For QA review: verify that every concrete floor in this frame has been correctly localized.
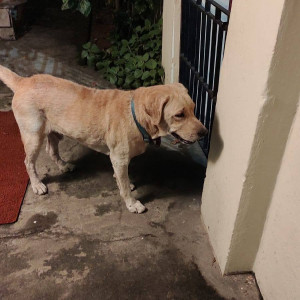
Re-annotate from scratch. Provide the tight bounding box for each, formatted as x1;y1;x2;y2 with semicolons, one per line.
0;6;261;300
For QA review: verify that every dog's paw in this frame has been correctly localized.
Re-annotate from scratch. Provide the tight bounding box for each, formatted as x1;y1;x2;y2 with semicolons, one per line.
59;162;75;173
32;182;48;195
126;200;146;214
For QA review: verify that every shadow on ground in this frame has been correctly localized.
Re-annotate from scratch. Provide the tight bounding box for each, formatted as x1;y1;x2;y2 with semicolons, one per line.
43;145;206;205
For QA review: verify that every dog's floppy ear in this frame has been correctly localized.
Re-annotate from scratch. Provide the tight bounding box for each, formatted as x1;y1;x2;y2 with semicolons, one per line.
145;94;169;126
134;87;170;137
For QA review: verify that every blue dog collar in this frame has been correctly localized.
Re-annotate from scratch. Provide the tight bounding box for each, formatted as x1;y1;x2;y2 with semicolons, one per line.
131;98;152;143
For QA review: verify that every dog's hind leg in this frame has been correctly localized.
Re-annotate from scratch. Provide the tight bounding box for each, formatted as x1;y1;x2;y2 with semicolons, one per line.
46;132;75;173
21;130;48;195
13;100;47;195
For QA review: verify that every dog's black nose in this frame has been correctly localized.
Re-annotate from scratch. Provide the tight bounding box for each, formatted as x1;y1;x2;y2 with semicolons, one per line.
198;127;208;137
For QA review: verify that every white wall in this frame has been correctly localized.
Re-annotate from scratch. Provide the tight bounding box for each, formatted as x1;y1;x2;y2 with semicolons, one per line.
202;0;300;298
254;101;300;300
201;0;285;273
253;1;300;298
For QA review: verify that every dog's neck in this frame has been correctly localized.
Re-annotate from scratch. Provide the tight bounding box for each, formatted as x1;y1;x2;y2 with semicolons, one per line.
130;97;164;145
130;99;152;143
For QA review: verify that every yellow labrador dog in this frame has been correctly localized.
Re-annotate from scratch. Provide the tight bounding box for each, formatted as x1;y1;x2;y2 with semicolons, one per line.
0;65;207;213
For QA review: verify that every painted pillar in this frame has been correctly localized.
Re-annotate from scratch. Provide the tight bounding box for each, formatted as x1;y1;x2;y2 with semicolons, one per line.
161;0;181;84
201;0;297;274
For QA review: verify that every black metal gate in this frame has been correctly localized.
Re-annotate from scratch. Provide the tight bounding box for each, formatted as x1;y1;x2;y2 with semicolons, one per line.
179;0;231;155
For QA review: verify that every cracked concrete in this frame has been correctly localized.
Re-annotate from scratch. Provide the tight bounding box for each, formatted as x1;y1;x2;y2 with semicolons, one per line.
0;4;261;300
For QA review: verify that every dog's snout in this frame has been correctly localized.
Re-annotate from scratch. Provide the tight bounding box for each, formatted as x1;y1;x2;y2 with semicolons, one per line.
198;127;208;137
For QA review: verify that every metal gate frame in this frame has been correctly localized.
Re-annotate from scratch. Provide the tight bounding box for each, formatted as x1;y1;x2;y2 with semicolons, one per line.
179;0;231;155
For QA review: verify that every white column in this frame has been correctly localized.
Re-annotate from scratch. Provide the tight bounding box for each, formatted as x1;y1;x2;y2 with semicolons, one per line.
201;0;292;274
162;0;181;84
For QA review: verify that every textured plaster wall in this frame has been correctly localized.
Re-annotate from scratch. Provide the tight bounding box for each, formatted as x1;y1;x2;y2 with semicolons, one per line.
254;99;300;300
201;0;285;273
253;1;300;299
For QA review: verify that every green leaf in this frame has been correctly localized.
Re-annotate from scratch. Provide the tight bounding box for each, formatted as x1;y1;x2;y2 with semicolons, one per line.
87;55;95;67
143;80;151;87
117;78;124;86
115;59;125;65
137;56;144;67
134;69;143;79
125;75;134;84
82;42;91;50
81;50;88;59
145;59;157;70
96;61;104;70
62;0;73;10
120;47;128;56
124;53;131;60
118;70;124;77
132;80;141;89
109;66;119;74
77;0;91;17
158;68;164;77
109;74;117;85
145;19;151;29
141;71;150;80
135;25;142;32
149;70;156;78
91;44;101;54
121;39;128;47
142;53;149;62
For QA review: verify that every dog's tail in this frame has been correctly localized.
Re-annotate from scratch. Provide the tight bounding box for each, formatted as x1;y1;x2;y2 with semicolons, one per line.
0;65;22;92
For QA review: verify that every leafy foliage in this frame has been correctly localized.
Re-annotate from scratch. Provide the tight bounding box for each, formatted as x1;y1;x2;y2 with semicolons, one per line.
81;41;102;67
61;0;91;17
82;19;164;89
113;0;163;40
63;0;164;89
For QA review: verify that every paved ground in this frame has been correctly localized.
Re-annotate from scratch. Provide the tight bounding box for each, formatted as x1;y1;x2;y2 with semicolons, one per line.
0;6;261;300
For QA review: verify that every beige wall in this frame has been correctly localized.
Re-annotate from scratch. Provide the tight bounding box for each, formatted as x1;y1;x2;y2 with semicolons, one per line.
254;100;300;300
161;0;181;84
253;1;300;299
201;0;285;273
202;0;300;298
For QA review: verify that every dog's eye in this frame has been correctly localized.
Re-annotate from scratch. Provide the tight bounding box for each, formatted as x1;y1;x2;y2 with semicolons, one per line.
175;112;185;118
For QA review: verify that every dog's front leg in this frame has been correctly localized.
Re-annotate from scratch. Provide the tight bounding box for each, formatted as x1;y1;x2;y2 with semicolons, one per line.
110;155;146;214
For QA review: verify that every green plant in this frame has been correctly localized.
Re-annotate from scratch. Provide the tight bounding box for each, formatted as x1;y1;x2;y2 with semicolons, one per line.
94;19;164;89
64;0;164;89
61;0;91;16
113;0;162;40
81;42;102;67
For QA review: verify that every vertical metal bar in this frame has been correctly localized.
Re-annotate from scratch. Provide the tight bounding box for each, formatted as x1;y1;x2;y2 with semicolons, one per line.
199;2;206;78
203;0;212;84
194;79;200;118
208;6;218;90
213;8;225;95
193;4;200;69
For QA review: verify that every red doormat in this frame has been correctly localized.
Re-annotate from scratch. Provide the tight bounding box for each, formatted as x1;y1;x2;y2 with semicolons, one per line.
0;111;28;224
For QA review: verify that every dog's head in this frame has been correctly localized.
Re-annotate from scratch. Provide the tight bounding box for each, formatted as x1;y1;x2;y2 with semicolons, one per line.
135;83;208;143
